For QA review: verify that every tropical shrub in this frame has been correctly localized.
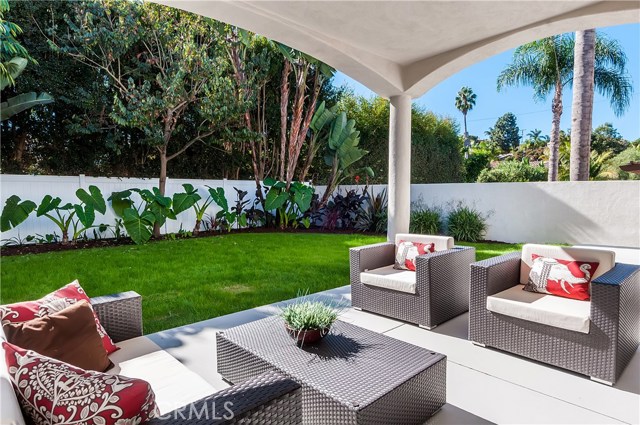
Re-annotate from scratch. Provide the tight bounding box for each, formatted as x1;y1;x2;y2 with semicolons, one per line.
410;205;443;235
35;185;106;244
263;178;314;229
321;189;365;230
1;195;36;232
109;187;176;245
354;188;387;233
477;159;547;183
446;203;487;242
603;145;640;180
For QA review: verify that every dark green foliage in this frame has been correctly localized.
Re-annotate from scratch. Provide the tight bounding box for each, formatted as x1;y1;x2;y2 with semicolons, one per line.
487;113;521;151
446;203;487;242
464;152;492;183
591;123;628;155
335;95;464;184
410;205;443;235
354;188;387;233
477;160;547;182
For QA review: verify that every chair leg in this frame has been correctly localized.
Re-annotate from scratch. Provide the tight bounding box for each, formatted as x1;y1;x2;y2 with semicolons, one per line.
471;341;486;347
590;376;613;386
419;324;437;330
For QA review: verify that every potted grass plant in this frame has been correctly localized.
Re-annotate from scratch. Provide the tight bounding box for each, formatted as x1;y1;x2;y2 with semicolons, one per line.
280;300;339;345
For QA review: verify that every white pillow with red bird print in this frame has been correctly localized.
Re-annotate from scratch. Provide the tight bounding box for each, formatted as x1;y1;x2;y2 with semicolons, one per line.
394;241;435;272
523;254;599;301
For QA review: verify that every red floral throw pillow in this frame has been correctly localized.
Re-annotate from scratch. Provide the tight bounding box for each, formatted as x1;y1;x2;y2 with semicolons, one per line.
3;342;158;425
0;280;118;353
394;241;435;271
523;254;599;301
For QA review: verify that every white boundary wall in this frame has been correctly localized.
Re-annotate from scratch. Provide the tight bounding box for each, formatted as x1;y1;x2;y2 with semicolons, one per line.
328;181;640;247
0;174;257;240
1;175;638;247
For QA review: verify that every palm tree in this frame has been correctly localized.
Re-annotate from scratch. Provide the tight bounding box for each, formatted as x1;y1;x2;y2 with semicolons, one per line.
527;129;543;142
498;33;632;182
455;86;477;156
570;30;631;181
497;35;573;181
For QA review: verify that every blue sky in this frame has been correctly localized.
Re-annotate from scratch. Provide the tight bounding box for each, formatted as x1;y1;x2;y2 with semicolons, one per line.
332;23;640;141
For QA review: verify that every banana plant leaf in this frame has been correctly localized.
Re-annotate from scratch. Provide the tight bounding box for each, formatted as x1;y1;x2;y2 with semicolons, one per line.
0;57;28;90
36;195;62;216
207;187;228;212
123;208;155;245
76;185;106;214
73;204;95;228
1;195;36;231
1;92;54;121
172;184;201;215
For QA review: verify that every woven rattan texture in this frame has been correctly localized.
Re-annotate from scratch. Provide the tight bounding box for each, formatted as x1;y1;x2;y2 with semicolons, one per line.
217;316;446;424
469;253;640;383
90;291;143;342
351;244;475;327
150;370;302;424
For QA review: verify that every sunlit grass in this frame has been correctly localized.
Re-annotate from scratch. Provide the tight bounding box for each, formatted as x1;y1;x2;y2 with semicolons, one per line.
1;233;518;333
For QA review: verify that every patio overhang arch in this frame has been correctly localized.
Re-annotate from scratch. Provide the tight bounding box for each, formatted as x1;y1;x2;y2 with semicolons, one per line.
156;0;640;239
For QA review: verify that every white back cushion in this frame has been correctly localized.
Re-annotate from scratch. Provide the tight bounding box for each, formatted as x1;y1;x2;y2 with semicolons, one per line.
520;244;615;285
395;234;454;252
0;326;27;425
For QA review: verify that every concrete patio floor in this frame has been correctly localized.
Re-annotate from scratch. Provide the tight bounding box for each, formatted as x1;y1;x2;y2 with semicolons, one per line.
143;283;640;425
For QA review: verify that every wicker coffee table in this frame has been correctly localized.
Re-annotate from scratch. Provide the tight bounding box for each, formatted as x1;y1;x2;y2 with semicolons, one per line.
216;316;446;424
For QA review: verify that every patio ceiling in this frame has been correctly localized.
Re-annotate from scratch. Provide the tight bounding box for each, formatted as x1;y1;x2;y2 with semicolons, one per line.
155;1;639;98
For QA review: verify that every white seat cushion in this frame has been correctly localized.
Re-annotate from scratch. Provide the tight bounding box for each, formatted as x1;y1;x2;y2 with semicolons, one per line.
361;265;416;294
487;285;591;334
108;336;215;415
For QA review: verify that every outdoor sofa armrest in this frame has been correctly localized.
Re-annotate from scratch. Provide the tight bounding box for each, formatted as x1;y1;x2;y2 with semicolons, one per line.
590;263;640;358
90;291;143;343
415;246;476;291
349;242;395;274
470;252;521;298
150;370;301;425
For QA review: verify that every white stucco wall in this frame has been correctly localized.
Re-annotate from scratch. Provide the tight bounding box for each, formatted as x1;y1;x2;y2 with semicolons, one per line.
410;181;639;247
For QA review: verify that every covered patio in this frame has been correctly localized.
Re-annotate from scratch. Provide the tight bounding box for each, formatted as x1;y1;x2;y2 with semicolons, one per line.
124;244;640;423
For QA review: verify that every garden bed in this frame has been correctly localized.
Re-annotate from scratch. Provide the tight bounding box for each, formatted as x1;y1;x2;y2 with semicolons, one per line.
0;227;383;256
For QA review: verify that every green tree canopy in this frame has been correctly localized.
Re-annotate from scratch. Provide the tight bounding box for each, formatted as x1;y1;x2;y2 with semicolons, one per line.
591;123;628;155
487;112;521;151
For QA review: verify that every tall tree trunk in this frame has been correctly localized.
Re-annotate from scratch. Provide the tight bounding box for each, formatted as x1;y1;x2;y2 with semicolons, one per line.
279;60;291;181
13;131;27;168
154;146;168;238
463;112;469;159
570;29;596;181
547;80;563;181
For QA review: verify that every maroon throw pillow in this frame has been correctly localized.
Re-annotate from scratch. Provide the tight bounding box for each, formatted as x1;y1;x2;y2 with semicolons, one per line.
3;300;111;372
0;280;118;353
394;241;435;271
523;254;599;301
3;342;158;425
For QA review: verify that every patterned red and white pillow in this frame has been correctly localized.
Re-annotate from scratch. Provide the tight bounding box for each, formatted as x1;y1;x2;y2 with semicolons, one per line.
3;342;158;425
0;280;118;353
394;241;435;271
523;254;599;301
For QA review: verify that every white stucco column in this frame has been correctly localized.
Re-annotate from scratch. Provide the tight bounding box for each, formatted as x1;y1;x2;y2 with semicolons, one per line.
387;94;412;241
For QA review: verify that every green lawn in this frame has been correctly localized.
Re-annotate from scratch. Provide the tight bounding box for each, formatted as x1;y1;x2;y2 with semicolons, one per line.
0;233;521;333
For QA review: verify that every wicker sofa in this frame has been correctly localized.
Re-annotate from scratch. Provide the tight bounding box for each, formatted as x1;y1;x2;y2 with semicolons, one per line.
1;291;302;425
350;234;475;329
469;244;640;385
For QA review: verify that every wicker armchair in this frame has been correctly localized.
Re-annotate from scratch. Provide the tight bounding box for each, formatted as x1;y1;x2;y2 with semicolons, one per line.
90;292;302;424
350;234;475;329
469;245;640;385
